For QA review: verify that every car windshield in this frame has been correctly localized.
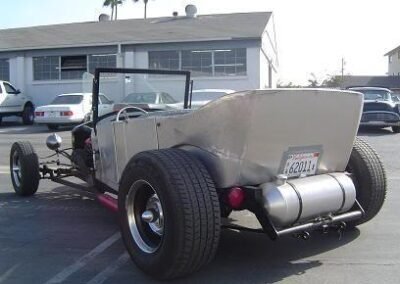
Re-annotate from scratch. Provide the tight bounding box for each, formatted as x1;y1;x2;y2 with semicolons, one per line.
51;95;83;105
123;93;158;104
356;90;391;101
192;91;227;101
95;69;189;118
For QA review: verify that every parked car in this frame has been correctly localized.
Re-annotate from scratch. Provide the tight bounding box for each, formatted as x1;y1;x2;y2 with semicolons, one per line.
349;86;400;133
112;92;177;112
35;93;113;130
190;89;236;109
10;68;386;280
0;80;35;125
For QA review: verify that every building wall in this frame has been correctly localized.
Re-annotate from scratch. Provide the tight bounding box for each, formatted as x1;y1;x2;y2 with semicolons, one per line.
388;50;400;75
1;38;278;106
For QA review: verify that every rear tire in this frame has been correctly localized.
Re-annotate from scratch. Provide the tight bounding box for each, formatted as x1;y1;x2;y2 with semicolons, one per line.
118;149;221;280
10;142;40;196
346;137;386;226
0;116;2;126
22;104;34;125
392;126;400;133
47;124;59;131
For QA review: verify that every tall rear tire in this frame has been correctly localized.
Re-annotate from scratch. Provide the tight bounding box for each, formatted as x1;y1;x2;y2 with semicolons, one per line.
118;149;221;280
10;141;40;196
22;104;34;125
346;137;386;226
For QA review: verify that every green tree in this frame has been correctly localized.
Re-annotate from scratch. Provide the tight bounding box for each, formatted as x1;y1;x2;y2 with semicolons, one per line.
133;0;150;19
322;75;343;88
103;0;124;20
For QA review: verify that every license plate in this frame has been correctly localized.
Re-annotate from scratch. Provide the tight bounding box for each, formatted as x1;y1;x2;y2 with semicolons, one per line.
282;152;320;178
47;111;58;117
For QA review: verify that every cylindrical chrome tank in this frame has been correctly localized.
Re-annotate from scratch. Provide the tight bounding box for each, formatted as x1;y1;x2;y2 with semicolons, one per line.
261;173;356;227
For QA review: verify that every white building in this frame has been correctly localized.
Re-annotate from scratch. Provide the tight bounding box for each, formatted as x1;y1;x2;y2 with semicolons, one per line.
0;11;278;106
385;45;400;75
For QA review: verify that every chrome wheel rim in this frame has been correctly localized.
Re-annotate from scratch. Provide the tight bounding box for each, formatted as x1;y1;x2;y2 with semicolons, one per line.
12;151;21;187
126;180;164;253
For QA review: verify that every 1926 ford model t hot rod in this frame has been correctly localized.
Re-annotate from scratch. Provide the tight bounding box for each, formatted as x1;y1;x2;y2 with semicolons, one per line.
9;68;386;280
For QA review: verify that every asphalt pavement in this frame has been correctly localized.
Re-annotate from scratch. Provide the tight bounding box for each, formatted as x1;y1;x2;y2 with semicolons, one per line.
0;122;399;284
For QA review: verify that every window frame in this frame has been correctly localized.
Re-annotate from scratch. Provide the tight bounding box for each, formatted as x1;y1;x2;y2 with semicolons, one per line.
148;48;247;77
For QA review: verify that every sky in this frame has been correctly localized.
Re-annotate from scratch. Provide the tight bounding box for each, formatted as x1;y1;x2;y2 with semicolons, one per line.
1;0;400;85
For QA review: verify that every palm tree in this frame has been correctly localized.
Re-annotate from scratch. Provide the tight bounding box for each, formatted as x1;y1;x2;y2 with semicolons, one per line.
133;0;150;19
103;0;124;20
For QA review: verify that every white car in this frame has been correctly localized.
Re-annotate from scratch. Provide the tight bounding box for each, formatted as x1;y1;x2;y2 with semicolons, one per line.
190;89;236;109
35;93;113;130
0;80;35;125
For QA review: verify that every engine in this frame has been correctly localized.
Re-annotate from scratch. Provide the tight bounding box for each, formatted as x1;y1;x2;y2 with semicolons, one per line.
261;173;356;227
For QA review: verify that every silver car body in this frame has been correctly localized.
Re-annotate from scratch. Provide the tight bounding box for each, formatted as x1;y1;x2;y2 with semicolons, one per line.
92;88;363;190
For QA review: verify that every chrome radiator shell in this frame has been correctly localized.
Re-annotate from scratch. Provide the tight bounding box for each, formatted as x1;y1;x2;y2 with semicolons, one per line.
261;173;356;227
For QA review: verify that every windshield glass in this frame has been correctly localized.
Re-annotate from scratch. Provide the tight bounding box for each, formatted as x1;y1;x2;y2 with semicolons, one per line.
192;91;227;101
51;95;83;105
356;89;391;101
96;70;189;117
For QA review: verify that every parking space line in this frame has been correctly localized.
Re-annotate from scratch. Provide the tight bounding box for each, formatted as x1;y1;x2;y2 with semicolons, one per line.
0;264;20;284
44;232;121;284
86;252;130;284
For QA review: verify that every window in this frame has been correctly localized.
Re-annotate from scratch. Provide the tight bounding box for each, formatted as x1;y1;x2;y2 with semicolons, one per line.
389;55;393;63
99;94;113;104
0;58;10;81
51;95;83;105
149;51;179;70
182;50;212;76
214;49;246;76
149;48;246;77
89;55;117;74
3;82;18;94
33;54;117;81
61;55;87;80
33;56;59;80
398;51;400;59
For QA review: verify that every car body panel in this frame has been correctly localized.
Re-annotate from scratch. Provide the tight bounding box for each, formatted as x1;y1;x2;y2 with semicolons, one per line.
0;81;33;114
35;93;92;125
349;87;400;127
93;88;363;189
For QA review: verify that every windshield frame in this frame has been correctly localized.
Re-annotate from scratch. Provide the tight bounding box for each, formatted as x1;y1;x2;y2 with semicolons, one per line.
92;68;191;131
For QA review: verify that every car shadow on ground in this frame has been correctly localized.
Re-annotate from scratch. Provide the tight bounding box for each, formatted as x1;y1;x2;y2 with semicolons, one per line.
0;186;361;284
357;126;396;137
0;121;73;134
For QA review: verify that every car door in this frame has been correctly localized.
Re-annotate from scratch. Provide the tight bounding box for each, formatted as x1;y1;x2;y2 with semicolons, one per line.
2;82;24;112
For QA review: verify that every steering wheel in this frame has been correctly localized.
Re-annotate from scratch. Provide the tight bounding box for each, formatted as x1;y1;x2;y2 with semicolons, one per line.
116;106;148;122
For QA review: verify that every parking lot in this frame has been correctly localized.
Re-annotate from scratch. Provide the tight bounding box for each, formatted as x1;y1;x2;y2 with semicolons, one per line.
0;122;399;284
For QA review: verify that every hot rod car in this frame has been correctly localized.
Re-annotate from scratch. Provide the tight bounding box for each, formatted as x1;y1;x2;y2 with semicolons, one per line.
9;68;386;280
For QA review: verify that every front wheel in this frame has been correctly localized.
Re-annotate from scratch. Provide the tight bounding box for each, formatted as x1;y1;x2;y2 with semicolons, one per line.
118;149;221;280
22;104;34;125
10;142;40;196
346;137;386;226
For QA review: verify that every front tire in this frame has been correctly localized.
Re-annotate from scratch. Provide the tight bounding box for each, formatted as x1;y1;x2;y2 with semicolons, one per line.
10;142;40;196
118;149;221;280
22;104;34;125
346;137;386;226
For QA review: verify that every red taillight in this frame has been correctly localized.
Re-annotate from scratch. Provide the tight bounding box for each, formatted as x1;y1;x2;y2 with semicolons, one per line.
227;187;245;209
35;111;44;117
60;111;73;116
